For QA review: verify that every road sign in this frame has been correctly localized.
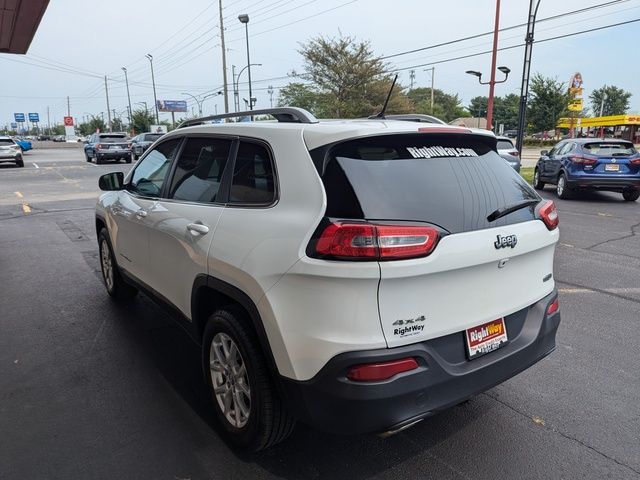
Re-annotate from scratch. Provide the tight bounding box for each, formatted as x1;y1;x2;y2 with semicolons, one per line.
156;100;187;112
14;113;25;122
28;113;40;122
63;116;74;126
11;122;17;129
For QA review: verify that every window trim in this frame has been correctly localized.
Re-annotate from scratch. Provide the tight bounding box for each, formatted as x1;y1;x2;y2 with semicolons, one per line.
124;136;185;200
225;136;279;209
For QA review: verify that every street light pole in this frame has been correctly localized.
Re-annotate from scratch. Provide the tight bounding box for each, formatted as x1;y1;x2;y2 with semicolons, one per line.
236;63;261;111
466;66;510;130
486;0;502;131
238;14;254;110
182;92;203;116
515;0;542;155
145;54;159;124
122;67;133;131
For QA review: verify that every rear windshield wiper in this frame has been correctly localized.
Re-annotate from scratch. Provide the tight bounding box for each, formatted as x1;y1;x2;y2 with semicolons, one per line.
487;199;539;222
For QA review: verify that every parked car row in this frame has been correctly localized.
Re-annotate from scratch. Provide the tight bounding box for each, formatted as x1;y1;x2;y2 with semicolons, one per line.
83;131;164;164
0;136;24;167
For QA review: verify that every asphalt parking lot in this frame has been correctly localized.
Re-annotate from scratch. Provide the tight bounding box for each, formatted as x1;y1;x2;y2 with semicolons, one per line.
1;148;639;480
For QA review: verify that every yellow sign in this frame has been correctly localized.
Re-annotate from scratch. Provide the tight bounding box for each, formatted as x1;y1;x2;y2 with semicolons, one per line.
569;87;583;96
568;98;583;111
557;114;640;128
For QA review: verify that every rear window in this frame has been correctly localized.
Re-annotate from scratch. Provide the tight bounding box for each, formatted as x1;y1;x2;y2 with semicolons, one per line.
582;142;636;156
311;134;540;234
144;134;163;142
99;135;127;143
0;139;15;145
496;139;514;150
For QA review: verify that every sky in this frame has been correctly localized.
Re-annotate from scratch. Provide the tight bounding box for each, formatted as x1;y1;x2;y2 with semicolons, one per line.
1;0;639;128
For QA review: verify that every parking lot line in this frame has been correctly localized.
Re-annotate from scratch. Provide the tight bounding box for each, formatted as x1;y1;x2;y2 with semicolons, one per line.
32;163;39;169
14;191;23;198
559;287;640;294
22;203;31;213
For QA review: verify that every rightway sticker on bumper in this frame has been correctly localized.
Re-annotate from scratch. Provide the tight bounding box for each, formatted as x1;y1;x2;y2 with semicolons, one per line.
392;315;426;337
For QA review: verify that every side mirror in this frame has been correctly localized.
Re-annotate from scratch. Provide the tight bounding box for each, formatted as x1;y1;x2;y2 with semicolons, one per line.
99;172;124;191
540;150;548;156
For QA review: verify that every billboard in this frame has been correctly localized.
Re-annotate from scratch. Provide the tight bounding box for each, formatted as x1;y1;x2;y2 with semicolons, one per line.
11;122;17;129
156;100;187;113
14;113;25;122
28;113;40;122
150;125;168;133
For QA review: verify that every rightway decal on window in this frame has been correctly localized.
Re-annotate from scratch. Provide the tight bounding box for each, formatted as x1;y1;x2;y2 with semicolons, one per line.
406;146;478;159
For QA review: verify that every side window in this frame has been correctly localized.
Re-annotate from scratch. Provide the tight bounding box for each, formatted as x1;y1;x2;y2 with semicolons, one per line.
168;137;232;203
129;138;181;197
229;141;276;205
559;142;573;155
549;143;563;156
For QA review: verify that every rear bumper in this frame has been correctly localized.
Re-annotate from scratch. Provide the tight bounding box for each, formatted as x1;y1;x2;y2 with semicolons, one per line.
567;176;640;191
280;290;560;435
96;150;130;159
0;155;21;161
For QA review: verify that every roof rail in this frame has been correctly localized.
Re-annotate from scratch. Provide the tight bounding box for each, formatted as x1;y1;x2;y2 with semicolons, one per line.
177;107;318;128
369;113;447;125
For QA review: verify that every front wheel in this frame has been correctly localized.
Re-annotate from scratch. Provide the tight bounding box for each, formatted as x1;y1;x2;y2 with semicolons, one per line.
533;168;545;190
557;173;572;199
202;308;295;451
622;189;640;202
98;229;137;300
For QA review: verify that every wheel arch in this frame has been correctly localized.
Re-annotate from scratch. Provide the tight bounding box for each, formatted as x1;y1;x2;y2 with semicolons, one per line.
191;275;280;376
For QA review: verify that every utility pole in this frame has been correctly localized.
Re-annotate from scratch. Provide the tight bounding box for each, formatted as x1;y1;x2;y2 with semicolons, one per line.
104;76;112;132
219;0;230;114
268;85;274;108
428;67;435;114
122;67;133;129
486;0;501;131
409;70;415;90
232;65;238;112
145;54;159;124
47;106;50;135
515;0;541;155
67;96;71;117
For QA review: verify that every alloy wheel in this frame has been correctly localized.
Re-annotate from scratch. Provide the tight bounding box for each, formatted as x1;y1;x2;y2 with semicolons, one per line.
100;239;114;292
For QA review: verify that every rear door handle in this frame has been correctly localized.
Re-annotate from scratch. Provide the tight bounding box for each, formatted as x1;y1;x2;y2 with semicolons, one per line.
187;222;210;235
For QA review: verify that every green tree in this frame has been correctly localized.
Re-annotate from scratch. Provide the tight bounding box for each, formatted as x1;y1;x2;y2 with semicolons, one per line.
494;94;520;130
111;117;125;132
283;35;412;118
589;85;631;116
407;88;467;122
526;74;569;133
468;96;488;118
79;116;106;136
131;108;155;134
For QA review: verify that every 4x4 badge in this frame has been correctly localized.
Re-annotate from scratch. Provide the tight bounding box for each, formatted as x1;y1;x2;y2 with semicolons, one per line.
494;234;517;249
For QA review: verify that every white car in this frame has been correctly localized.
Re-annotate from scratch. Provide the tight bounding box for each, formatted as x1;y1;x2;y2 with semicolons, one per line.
95;107;561;450
0;136;24;167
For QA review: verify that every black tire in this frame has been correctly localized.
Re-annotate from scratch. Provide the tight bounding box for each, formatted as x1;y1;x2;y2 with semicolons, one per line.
622;189;640;202
132;154;139;161
16;159;24;168
202;307;295;451
85;152;91;162
97;228;137;301
532;168;545;190
96;155;104;165
556;173;572;199
126;155;132;164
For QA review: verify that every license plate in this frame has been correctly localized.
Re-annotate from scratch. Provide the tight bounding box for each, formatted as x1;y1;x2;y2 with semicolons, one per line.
605;164;620;171
110;145;121;150
465;318;508;359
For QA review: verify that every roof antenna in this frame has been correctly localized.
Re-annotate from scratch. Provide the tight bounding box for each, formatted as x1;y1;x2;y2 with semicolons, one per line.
370;74;398;119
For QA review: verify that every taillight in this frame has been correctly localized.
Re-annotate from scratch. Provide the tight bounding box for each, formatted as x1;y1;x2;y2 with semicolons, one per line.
546;297;559;316
127;143;132;148
538;200;559;231
568;155;597;165
95;143;102;149
509;150;519;157
315;222;439;260
630;157;640;165
347;358;419;382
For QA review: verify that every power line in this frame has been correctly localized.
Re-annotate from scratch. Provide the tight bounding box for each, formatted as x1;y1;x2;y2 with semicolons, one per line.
379;0;630;61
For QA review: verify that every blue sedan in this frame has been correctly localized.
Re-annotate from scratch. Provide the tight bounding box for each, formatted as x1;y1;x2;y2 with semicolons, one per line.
533;138;640;201
14;138;32;152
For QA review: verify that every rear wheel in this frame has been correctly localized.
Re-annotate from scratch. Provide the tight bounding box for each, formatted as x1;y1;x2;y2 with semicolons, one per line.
98;229;137;300
96;155;104;165
532;168;545;190
126;155;133;164
556;173;572;199
16;158;24;168
85;152;91;162
202;307;295;451
622;189;640;202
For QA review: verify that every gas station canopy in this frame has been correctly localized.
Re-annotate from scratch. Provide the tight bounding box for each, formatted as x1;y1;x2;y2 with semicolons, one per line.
0;0;49;54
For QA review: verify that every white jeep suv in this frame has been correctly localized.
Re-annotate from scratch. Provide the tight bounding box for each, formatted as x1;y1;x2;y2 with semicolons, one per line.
95;107;561;451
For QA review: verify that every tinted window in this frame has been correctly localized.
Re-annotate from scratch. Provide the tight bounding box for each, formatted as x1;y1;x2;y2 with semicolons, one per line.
582;142;636;156
169;137;231;203
229;141;276;204
312;134;539;234
129;139;180;197
144;134;163;142
98;134;127;143
496;140;514;150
